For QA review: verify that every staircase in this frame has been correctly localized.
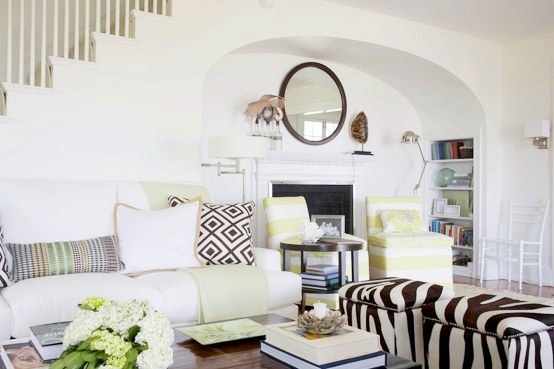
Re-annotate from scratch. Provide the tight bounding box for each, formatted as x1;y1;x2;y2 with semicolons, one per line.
0;0;173;122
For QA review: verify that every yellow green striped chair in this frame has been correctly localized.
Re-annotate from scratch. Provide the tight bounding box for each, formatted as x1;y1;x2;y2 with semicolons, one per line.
263;196;369;308
366;196;453;287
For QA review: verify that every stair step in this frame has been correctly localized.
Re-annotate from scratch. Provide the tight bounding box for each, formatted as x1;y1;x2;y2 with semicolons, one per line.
90;32;141;66
0;116;14;124
131;10;176;24
1;82;61;118
131;10;178;43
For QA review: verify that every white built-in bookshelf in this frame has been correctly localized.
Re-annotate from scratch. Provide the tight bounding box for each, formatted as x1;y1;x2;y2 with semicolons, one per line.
425;131;481;278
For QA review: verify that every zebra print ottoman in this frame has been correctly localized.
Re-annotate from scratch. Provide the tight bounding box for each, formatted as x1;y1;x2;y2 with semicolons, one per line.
422;294;554;369
339;277;455;365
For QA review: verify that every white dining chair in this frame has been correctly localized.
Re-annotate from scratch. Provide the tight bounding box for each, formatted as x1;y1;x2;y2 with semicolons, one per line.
479;199;550;290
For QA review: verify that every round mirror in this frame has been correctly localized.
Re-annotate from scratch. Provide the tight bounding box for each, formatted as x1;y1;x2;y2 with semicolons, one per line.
279;62;347;145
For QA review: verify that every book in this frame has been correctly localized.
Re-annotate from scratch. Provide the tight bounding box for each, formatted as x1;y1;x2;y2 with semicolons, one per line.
300;272;339;281
264;322;381;366
306;265;339;274
29;321;70;360
0;339;54;369
302;278;340;287
301;284;340;291
260;340;386;369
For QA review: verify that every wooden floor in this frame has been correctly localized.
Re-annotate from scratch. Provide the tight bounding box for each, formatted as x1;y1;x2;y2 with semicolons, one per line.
454;275;554;297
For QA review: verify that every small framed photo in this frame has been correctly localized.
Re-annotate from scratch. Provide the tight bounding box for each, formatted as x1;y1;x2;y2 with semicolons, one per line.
433;198;447;215
311;215;345;238
445;205;461;217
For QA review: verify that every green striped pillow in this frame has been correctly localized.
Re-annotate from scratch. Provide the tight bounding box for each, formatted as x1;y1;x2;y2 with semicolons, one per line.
5;235;122;282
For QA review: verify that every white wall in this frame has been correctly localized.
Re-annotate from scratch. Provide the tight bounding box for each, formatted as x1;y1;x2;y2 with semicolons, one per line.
502;33;554;285
201;54;422;204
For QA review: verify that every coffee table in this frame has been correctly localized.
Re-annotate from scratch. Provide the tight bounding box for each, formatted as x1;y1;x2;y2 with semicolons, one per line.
171;314;421;369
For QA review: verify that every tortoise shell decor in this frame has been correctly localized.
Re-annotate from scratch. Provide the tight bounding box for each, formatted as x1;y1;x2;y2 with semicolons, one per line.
351;111;368;145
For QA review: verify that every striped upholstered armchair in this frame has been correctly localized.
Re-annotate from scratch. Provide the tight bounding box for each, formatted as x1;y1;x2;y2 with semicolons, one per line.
366;196;453;286
263;196;368;307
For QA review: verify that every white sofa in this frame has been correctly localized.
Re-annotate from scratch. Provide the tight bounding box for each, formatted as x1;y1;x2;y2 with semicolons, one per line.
0;179;301;339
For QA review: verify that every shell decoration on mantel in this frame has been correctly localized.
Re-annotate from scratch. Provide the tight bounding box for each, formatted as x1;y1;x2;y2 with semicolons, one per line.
350;111;368;147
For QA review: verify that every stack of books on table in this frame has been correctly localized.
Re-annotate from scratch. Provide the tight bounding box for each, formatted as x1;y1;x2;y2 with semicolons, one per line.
260;322;385;369
301;264;340;291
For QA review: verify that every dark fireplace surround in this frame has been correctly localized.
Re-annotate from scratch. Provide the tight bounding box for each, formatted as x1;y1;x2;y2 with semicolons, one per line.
271;183;354;234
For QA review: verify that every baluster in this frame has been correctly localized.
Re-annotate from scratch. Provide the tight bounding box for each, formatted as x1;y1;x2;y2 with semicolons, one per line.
53;0;59;57
96;0;101;32
30;0;36;85
74;0;80;59
64;0;69;58
124;0;130;37
135;0;138;11
162;0;166;16
85;0;90;61
153;0;157;14
40;0;46;86
106;0;111;34
115;0;120;36
7;0;12;83
145;0;149;12
19;0;25;84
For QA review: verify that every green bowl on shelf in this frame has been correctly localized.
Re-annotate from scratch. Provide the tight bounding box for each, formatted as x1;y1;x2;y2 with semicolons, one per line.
433;168;455;187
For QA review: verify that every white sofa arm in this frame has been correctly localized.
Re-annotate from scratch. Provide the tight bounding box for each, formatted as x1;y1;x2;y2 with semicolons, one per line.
253;247;281;271
0;293;11;340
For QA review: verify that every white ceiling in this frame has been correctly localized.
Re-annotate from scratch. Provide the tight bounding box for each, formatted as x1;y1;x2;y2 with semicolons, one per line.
326;0;554;43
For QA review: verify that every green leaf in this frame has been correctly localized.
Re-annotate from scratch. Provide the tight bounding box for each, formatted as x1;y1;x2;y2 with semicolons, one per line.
125;348;138;363
63;352;86;369
76;339;91;351
127;326;140;342
78;304;93;311
80;352;97;363
50;358;66;369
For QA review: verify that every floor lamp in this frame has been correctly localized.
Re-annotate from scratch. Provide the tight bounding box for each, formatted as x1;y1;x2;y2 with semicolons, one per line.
400;131;428;196
201;136;269;202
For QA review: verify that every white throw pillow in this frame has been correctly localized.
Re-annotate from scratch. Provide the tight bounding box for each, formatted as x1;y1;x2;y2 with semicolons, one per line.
115;198;203;273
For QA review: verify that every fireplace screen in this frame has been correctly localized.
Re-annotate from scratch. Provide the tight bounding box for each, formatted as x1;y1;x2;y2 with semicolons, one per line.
271;183;354;234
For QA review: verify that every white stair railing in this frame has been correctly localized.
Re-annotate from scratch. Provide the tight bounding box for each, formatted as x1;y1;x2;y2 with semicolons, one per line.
2;0;171;88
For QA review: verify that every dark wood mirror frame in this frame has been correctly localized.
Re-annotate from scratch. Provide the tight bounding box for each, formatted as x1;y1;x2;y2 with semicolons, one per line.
279;62;347;146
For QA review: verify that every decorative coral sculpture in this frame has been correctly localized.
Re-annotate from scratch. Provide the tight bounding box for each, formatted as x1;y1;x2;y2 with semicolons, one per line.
297;310;347;335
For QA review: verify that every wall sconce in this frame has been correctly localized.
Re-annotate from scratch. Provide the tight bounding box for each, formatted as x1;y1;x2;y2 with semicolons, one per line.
201;136;269;202
400;131;428;196
524;119;550;149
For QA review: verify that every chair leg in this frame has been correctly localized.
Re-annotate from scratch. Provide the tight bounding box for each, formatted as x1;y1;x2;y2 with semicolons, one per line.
518;241;524;291
538;244;543;287
479;239;486;285
508;245;512;285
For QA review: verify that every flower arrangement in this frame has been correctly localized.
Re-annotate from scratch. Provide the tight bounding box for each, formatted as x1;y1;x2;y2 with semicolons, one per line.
51;297;174;369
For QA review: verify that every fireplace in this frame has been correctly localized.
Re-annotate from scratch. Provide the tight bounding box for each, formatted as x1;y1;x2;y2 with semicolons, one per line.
271;182;354;234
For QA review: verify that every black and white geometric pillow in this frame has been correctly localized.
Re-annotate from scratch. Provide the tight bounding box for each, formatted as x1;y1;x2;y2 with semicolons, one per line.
169;196;256;266
0;226;13;287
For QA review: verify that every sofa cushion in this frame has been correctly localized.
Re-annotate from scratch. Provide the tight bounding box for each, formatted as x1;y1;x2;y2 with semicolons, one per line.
264;269;302;310
339;277;454;312
0;180;116;244
1;273;165;338
134;271;199;324
423;294;554;339
5;235;122;282
368;231;453;247
115;199;203;273
169;196;256;266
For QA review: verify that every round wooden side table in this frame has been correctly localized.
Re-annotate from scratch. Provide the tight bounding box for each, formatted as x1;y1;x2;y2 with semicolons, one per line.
280;237;364;312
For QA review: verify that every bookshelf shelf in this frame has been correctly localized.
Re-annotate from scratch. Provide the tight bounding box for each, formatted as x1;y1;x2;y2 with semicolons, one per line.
426;131;481;279
429;187;473;191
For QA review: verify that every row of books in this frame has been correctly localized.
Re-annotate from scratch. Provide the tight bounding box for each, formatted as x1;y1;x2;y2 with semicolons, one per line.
431;221;473;246
301;264;340;291
0;321;69;369
261;321;385;369
431;141;465;160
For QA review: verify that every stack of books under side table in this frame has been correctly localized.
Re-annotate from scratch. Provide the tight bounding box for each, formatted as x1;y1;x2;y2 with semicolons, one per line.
301;264;341;292
261;321;385;369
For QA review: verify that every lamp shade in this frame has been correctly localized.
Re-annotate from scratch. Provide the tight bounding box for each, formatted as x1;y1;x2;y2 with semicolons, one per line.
524;119;550;138
400;131;421;144
207;136;269;158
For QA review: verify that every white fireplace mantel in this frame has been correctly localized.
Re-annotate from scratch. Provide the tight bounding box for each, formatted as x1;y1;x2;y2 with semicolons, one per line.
253;151;371;248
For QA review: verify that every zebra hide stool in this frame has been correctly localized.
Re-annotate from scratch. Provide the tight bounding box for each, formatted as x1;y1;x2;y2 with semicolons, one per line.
339;277;455;365
422;294;554;369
